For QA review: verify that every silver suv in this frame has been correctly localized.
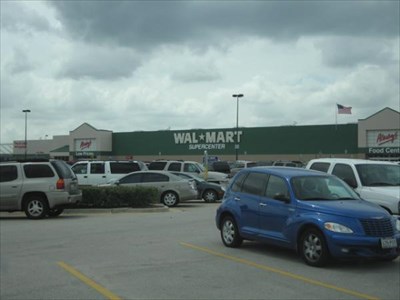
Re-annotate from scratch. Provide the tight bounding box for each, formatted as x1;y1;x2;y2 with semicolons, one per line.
0;160;82;219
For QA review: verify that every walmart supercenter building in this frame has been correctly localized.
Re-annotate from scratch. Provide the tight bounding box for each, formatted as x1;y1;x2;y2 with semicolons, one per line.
9;107;400;163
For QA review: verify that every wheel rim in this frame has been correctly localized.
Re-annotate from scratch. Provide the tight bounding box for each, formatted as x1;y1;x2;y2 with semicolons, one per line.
204;191;216;202
303;233;322;263
27;200;44;217
163;193;177;206
222;220;235;244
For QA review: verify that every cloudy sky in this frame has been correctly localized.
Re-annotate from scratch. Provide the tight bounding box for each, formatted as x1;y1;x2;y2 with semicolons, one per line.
1;1;399;144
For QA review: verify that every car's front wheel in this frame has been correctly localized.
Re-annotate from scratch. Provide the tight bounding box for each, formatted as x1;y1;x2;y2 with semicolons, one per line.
24;196;49;219
203;189;218;203
162;191;179;207
299;228;330;267
221;216;243;247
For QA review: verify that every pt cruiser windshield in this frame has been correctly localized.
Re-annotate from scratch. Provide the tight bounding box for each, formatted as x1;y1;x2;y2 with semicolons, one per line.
292;176;360;201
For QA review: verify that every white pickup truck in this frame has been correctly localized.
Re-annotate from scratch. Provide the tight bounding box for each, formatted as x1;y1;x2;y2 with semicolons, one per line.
0;160;82;219
306;158;400;215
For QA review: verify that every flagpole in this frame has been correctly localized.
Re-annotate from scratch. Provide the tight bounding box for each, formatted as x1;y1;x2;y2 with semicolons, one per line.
335;104;337;130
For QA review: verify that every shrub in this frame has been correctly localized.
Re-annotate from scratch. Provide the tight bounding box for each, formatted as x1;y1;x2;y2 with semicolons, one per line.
78;186;158;208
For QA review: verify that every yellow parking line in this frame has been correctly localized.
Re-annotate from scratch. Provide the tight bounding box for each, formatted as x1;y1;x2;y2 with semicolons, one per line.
58;261;122;300
180;242;380;300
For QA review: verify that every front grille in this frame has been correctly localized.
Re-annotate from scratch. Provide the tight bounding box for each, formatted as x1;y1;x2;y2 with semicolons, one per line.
359;218;394;237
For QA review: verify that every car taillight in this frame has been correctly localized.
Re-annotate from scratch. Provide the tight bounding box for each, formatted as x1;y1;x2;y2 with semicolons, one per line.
56;179;65;189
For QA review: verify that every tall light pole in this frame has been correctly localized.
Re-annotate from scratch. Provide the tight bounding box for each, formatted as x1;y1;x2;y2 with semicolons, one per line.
232;94;244;161
22;109;31;159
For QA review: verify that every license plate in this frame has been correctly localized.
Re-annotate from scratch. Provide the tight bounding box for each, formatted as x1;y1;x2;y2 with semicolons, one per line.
380;238;397;249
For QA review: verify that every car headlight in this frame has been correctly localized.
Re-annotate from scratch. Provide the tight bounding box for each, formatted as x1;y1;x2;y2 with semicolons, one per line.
324;222;353;233
395;218;400;232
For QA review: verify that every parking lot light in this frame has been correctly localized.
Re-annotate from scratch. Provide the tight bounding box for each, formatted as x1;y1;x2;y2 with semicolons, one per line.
232;94;244;161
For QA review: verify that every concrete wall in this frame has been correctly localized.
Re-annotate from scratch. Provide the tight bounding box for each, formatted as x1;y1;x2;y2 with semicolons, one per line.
358;108;400;147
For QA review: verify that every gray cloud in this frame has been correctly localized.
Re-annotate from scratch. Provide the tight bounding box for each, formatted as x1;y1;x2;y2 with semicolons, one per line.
5;47;34;75
1;1;52;33
57;46;141;80
1;1;399;145
50;1;399;49
317;37;399;68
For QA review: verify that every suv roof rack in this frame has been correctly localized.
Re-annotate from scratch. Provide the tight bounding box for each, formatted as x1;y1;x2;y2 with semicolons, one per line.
15;158;50;163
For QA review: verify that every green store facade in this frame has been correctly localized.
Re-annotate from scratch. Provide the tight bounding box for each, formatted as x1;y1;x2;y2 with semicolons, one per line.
10;107;400;163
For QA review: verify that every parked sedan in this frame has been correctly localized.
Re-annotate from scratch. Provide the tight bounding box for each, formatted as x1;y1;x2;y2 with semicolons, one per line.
107;171;198;207
216;167;400;267
170;172;225;202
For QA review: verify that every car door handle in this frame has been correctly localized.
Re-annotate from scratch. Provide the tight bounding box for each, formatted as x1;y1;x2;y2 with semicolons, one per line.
83;176;88;178
234;197;240;201
259;203;267;207
102;176;106;178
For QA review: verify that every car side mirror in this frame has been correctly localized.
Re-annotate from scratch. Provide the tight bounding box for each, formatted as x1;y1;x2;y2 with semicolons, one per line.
273;193;290;203
115;181;120;186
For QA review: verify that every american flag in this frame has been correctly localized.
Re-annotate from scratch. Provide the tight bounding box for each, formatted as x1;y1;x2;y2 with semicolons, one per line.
337;104;352;114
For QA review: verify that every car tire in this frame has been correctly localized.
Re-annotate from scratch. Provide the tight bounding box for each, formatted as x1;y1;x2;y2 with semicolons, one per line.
221;216;243;248
203;189;218;203
24;196;49;219
299;228;330;267
48;208;64;217
162;191;179;207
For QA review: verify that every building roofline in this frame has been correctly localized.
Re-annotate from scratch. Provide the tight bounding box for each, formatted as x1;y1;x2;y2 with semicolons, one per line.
358;107;400;121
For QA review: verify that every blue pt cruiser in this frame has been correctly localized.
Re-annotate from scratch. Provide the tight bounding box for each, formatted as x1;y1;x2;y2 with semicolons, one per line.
216;167;400;267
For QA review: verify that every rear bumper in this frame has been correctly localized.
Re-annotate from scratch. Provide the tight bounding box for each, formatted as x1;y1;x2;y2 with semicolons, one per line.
48;191;82;209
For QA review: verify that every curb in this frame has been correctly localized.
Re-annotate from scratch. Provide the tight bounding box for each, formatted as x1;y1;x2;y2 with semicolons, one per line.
63;204;169;214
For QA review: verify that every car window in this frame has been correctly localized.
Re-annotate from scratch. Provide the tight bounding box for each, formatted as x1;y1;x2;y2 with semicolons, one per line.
90;163;105;174
211;161;230;173
241;172;269;196
168;162;182;171
355;164;400;186
0;165;18;182
174;173;191;179
331;163;357;188
233;162;245;168
265;175;289;199
23;165;55;178
110;162;140;173
231;172;247;192
148;161;167;170
72;163;88;174
184;163;199;173
309;162;330;173
142;173;169;182
119;173;142;184
51;160;75;179
292;176;359;200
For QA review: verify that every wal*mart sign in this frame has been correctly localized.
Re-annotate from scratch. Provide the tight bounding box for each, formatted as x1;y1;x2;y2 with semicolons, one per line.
174;131;242;150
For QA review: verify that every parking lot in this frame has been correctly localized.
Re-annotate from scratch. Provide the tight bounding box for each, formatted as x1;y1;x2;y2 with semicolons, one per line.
1;201;399;300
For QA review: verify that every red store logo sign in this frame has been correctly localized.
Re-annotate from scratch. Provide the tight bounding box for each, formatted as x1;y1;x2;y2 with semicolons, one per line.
80;140;92;150
376;132;398;145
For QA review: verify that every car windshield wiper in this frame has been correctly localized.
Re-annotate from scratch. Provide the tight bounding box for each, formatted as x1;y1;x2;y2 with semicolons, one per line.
337;197;357;200
301;197;332;201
